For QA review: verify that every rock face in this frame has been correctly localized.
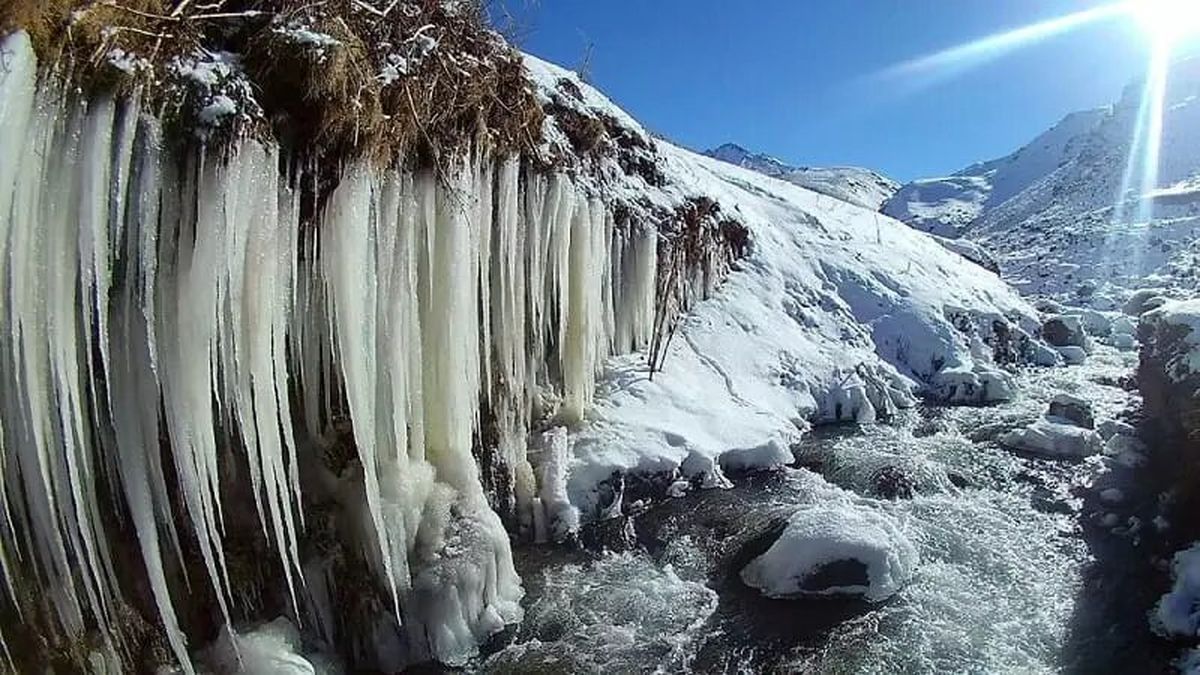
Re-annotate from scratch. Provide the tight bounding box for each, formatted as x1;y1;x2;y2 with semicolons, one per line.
1138;300;1200;467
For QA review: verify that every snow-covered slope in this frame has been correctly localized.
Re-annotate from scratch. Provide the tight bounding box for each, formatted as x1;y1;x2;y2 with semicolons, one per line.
705;143;901;210
523;61;1047;523
884;59;1200;305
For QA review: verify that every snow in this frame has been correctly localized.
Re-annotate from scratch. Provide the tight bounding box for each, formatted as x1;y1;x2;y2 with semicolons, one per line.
201;618;327;674
517;56;1047;520
740;504;918;602
1155;543;1200;638
704;143;901;210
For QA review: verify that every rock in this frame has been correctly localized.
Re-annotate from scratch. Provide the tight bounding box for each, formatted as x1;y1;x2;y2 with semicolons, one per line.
1104;433;1147;456
930;366;1016;404
579;514;638;552
1042;314;1088;348
1055;345;1088;365
1123;288;1170;316
1112;316;1137;336
1075;309;1114;337
1048;393;1094;429
1097;419;1136;440
739;504;917;602
1031;342;1063;366
946;471;972;489
1000;419;1103;459
1108;332;1136;350
870;466;917;499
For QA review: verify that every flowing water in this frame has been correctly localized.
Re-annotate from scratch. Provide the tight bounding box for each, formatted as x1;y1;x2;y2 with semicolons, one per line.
478;347;1175;674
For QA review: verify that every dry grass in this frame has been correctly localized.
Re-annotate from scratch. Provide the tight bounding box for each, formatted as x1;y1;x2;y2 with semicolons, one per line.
5;0;545;167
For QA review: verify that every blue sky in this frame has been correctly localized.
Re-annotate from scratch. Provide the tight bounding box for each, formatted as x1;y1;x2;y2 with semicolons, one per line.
509;1;1166;181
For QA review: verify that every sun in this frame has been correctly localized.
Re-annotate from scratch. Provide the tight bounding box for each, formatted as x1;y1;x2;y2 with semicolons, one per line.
1129;0;1200;46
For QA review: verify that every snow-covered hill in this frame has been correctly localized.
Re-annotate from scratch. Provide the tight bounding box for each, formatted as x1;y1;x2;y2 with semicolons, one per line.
705;142;901;210
524;60;1049;521
884;59;1200;305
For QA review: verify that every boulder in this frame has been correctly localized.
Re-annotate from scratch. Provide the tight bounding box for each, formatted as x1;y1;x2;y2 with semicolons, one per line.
1124;288;1171;316
740;504;917;602
1000;419;1103;459
1048;393;1095;429
1041;314;1089;349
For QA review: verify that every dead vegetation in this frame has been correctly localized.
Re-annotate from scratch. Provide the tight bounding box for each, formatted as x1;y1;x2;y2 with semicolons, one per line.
648;197;751;376
540;75;666;185
3;0;545;167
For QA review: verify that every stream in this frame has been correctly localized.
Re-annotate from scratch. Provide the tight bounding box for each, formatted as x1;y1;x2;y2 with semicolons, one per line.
477;346;1175;674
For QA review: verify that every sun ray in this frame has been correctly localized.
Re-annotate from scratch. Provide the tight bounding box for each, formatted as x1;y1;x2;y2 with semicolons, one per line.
874;4;1129;87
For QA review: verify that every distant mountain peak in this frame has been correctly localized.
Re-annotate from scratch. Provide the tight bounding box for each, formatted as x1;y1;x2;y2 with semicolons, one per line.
703;142;900;210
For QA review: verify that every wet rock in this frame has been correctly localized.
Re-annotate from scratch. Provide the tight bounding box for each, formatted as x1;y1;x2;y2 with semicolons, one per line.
946;471;972;489
871;465;917;499
798;559;871;594
578;514;638;552
1048;393;1095;429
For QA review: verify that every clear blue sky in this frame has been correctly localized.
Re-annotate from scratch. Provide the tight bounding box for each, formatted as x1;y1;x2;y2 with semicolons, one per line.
507;0;1162;181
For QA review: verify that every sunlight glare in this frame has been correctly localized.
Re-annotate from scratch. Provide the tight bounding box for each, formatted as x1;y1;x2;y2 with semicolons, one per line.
1128;0;1200;46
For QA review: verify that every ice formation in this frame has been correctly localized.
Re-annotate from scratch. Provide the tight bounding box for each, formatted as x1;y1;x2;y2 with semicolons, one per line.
0;31;668;671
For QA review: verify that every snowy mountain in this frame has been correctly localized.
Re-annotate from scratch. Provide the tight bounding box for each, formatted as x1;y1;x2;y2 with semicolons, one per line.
705;142;901;210
882;108;1108;237
884;59;1200;305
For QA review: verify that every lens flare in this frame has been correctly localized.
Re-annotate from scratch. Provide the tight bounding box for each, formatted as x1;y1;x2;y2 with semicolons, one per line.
1129;0;1200;46
875;4;1128;86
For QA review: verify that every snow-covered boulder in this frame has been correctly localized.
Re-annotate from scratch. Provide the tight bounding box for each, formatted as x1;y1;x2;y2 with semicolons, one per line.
1138;299;1200;471
740;505;917;602
930;366;1016;404
1048;393;1095;429
1000;419;1103;459
1154;543;1200;638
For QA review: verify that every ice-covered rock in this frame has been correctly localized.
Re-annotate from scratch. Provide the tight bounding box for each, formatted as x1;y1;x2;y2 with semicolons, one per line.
1048;393;1095;429
1000;419;1103;459
739;504;917;602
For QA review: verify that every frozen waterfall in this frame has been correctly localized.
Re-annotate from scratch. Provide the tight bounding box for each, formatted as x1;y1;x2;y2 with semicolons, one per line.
0;31;663;671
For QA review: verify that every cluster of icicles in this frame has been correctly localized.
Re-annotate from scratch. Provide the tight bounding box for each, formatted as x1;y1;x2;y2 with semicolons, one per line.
0;32;661;671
